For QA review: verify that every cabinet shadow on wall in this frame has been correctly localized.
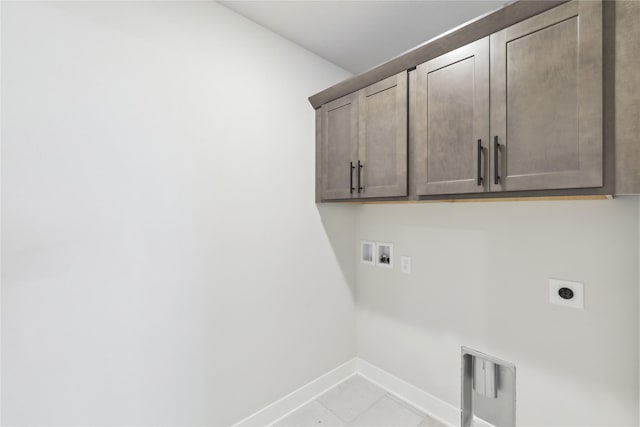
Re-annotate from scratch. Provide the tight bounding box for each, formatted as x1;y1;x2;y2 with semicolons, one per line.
316;203;357;299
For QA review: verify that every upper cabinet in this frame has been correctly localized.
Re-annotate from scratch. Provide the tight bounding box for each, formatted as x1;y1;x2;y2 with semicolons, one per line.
414;1;602;196
414;37;490;196
319;72;407;201
312;0;640;202
490;0;603;192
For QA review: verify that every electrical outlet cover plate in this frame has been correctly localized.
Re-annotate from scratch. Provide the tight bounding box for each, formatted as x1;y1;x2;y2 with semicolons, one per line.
549;278;584;309
400;256;411;274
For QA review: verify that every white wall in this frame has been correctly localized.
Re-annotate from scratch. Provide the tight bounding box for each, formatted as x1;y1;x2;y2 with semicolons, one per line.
1;2;356;425
4;2;639;426
356;199;639;425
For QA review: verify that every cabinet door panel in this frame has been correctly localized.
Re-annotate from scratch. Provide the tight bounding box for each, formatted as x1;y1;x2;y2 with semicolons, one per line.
490;0;602;192
415;38;489;195
321;93;358;200
358;72;407;198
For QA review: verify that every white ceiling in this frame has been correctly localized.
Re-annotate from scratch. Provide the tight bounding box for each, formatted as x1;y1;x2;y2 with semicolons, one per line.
219;1;507;74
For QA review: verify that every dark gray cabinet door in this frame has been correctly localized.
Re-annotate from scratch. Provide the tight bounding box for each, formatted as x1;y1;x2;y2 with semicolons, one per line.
490;0;603;192
357;72;408;198
321;92;358;200
414;38;489;195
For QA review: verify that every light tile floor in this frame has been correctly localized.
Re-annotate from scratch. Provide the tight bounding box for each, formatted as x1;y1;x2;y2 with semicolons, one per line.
273;375;447;427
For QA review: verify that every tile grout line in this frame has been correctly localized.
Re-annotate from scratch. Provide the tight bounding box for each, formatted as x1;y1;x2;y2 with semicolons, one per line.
343;391;389;426
314;397;349;425
355;364;453;427
316;374;433;427
385;391;428;419
380;392;428;427
272;370;445;427
314;375;389;426
261;365;359;427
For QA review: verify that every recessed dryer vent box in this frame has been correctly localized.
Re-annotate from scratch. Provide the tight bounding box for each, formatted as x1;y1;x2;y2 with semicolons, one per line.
462;347;516;427
375;242;393;268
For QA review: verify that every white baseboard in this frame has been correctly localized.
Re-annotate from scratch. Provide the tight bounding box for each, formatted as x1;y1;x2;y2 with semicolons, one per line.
356;358;460;427
232;358;357;427
232;357;460;427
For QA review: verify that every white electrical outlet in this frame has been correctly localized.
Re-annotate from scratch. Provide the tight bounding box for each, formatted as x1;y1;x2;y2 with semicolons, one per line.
549;279;584;309
400;256;411;274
